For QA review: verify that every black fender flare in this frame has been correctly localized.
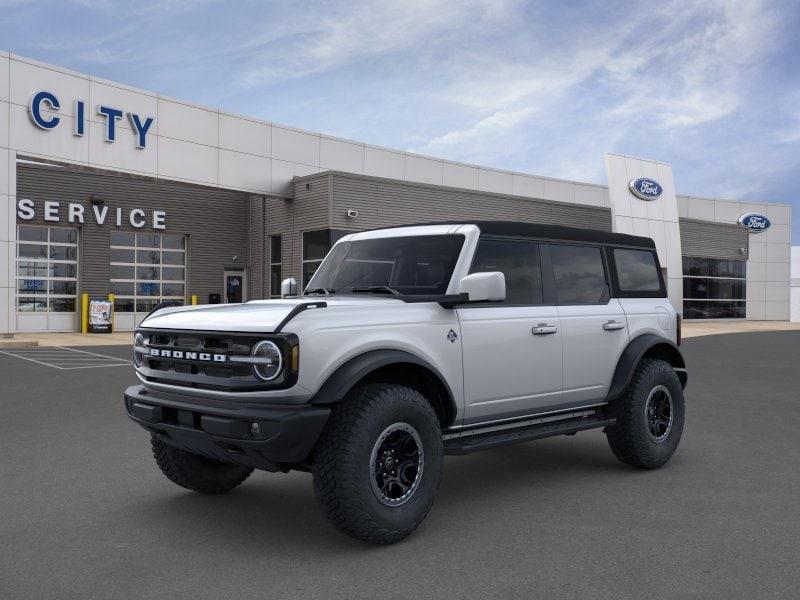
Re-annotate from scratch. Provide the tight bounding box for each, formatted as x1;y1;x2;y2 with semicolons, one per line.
605;334;687;402
309;349;457;422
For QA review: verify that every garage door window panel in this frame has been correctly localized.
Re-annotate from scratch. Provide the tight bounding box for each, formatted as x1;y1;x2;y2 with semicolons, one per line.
15;225;79;314
110;233;186;314
682;256;746;319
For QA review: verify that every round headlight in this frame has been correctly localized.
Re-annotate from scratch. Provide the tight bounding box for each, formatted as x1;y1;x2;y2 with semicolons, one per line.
251;340;283;381
133;333;145;367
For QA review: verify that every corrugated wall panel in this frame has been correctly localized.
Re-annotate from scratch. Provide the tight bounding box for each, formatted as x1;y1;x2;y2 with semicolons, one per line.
679;218;749;260
266;173;330;288
326;173;612;232
16;163;249;303
247;196;265;299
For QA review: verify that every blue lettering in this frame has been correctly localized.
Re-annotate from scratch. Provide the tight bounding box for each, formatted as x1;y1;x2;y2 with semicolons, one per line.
97;105;124;142
128;113;155;149
29;91;61;129
73;100;85;136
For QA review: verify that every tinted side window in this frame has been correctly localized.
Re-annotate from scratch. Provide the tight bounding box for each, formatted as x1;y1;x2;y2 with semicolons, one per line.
614;249;661;291
550;244;608;304
470;238;542;304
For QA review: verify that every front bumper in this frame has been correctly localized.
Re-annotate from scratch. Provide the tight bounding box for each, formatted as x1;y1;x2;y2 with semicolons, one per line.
124;384;330;472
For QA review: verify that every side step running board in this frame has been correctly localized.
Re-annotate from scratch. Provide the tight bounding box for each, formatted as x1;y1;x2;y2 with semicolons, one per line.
443;413;615;455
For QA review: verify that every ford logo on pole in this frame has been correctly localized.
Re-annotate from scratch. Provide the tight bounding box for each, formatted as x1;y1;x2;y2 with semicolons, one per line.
737;213;771;233
628;178;663;201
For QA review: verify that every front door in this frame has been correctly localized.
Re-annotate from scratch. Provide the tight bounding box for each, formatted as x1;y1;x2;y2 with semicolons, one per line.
224;271;246;303
457;237;563;426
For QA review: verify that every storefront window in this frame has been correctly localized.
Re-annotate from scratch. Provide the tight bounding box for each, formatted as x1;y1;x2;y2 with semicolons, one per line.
110;233;186;313
683;256;746;319
269;235;282;298
16;225;79;313
301;229;353;288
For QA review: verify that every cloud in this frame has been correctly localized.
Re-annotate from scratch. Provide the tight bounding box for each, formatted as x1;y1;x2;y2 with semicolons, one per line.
414;107;536;154
604;0;779;128
238;0;520;88
410;0;784;177
1;0;797;239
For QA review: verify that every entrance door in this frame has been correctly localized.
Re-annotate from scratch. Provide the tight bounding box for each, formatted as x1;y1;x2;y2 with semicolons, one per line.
224;271;246;303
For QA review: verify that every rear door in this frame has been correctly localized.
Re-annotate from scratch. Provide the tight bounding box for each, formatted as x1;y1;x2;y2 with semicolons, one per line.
457;236;563;426
545;243;629;406
609;247;676;342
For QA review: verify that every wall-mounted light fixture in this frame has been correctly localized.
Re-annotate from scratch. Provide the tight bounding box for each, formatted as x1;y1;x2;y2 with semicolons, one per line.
346;209;359;219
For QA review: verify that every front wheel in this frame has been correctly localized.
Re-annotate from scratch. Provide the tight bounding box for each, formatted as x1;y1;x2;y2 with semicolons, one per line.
605;358;685;469
312;383;443;544
151;436;253;494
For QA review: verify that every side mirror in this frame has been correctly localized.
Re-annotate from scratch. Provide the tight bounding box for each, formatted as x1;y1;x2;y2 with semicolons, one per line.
457;272;505;302
281;277;298;298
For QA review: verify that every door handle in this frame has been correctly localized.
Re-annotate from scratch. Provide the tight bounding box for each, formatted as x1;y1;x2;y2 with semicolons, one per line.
603;320;626;331
532;323;558;335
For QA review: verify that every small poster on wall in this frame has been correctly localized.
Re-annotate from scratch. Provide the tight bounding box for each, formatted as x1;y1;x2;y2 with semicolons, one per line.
88;300;114;333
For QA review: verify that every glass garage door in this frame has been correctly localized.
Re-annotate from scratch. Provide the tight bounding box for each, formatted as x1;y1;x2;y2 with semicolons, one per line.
683;256;746;319
109;232;186;330
16;225;79;332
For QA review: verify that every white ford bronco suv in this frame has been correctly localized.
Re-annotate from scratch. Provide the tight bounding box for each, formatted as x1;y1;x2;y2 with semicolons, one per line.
125;222;687;544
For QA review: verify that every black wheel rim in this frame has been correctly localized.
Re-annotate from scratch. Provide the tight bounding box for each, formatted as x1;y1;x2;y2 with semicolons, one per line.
645;385;674;444
369;423;424;507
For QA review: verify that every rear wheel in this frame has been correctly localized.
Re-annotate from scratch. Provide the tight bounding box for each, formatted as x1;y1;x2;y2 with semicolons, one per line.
151;436;253;494
605;358;685;469
312;383;443;544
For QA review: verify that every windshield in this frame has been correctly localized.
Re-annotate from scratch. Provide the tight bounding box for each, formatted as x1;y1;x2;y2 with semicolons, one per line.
305;234;465;296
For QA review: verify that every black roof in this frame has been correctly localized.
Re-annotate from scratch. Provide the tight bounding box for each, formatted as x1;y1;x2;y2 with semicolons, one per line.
387;221;656;249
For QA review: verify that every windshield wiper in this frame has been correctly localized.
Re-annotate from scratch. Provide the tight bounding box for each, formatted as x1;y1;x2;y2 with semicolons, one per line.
305;287;334;296
351;286;401;295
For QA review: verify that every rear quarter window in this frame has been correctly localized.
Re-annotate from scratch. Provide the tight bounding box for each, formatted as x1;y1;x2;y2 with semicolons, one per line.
613;249;661;292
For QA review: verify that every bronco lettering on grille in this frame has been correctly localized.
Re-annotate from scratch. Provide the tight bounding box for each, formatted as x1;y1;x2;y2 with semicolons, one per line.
149;348;227;362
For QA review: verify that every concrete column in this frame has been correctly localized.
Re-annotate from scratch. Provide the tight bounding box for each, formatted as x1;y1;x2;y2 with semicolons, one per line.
604;153;683;314
1;51;14;335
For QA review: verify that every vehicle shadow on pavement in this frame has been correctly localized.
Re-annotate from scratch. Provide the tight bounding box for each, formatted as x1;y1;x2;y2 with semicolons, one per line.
122;432;633;551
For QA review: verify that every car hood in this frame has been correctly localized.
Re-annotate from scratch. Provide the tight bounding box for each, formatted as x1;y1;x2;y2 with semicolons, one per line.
139;297;406;333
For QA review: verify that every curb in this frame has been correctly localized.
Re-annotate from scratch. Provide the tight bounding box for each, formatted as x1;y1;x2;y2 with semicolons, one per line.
0;340;39;349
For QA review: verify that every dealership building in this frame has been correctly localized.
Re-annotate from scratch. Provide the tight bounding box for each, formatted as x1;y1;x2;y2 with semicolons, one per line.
0;51;793;333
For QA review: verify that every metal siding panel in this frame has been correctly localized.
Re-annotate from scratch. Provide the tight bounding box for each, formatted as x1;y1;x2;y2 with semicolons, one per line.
247;195;265;299
326;172;612;233
263;174;331;285
16;163;250;304
679;218;749;260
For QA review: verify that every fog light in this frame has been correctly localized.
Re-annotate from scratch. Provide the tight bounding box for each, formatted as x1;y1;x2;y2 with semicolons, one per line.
250;422;261;436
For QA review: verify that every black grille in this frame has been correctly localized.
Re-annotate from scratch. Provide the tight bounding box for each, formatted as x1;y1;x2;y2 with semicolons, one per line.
139;330;263;390
136;328;298;392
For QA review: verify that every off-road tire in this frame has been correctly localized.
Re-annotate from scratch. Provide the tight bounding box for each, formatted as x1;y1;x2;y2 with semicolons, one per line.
151;435;253;494
605;358;685;469
312;383;444;544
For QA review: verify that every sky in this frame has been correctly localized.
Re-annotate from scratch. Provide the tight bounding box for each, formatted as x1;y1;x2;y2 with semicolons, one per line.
2;0;800;241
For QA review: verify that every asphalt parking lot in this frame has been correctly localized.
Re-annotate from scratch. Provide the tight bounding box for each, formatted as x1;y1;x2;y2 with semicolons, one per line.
1;332;799;600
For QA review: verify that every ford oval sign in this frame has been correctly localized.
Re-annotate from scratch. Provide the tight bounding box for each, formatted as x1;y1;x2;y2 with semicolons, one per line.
737;213;771;233
628;178;663;201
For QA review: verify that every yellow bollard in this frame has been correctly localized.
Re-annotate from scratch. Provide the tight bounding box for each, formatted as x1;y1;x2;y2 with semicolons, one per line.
191;294;198;306
81;292;89;334
108;293;115;333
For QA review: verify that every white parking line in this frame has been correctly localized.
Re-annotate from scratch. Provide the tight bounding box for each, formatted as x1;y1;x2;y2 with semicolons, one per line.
55;346;132;362
0;346;132;370
0;350;70;369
